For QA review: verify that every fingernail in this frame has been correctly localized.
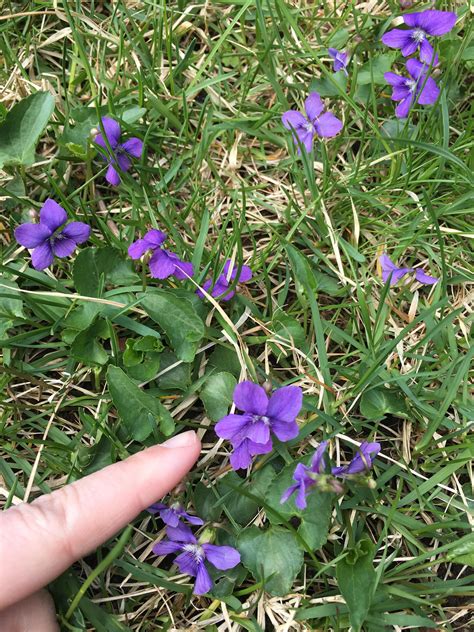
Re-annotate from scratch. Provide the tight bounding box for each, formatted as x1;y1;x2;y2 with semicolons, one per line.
161;430;197;449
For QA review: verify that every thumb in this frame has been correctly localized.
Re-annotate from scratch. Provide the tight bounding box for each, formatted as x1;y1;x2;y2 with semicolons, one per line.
0;430;201;611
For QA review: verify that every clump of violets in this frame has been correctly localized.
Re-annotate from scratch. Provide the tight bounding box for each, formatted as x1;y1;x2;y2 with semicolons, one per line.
282;92;343;154
147;501;204;529
384;59;439;118
153;526;240;595
215;381;302;470
14;198;90;270
281;441;381;510
128;229;193;280
94;116;143;186
380;254;438;286
381;9;457;65
196;259;252;302
328;48;349;75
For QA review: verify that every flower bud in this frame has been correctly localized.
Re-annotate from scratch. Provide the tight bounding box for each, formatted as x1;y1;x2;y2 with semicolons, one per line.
198;527;215;544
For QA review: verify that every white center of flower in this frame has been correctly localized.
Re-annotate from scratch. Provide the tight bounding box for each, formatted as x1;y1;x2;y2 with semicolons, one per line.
304;121;314;132
405;78;417;92
182;543;204;562
412;28;425;42
252;415;270;425
170;501;181;511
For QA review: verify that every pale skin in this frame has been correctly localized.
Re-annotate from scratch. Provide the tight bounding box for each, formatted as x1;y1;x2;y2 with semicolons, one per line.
0;430;201;631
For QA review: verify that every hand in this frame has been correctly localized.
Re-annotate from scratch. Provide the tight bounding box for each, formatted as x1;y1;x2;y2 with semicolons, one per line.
0;431;201;631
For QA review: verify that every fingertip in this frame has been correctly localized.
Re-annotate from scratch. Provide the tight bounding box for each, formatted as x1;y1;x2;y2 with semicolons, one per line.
161;429;200;450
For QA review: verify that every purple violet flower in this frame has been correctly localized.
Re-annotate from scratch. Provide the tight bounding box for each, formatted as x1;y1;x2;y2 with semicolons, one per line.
331;442;381;477
128;229;194;280
380;254;438;286
94;117;143;186
328;48;349;75
215;381;302;470
153;526;240;595
282;92;343;153
14;198;90;270
381;9;457;65
147;501;204;528
197;259;252;301
281;441;381;509
280;441;328;510
384;59;440;119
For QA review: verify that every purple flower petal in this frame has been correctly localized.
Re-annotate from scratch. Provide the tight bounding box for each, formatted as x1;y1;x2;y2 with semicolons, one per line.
295;480;308;510
31;242;54;270
152;539;183;555
172;259;194;280
159;507;181;527
314;112;343;138
381;28;412;50
121;137;143;158
39;199;67;232
280;482;299;504
403;10;457;36
271;419;299;442
175;550;199;576
105;165;121;186
128;238;150;259
417;76;440;105
419;39;438;65
246;419;271;444
233;381;268;416
229;440;253;470
116;152;131;173
14;223;51;248
61;222;90;244
406;58;426;80
166;525;196;543
400;37;419;58
215;414;251;440
282;109;307;131
202;544;240;570
395;96;413;119
247;438;273;456
194;563;213;595
149;249;177;279
97;117;121;149
223;260;253;283
147;502;167;514
305;92;325;121
310;441;328;473
144;229;167;248
51;237;77;258
328;47;339;60
380;254;412;284
414;269;438;285
181;511;204;526
332;441;380;476
391;85;411;102
384;71;407;88
267;386;303;423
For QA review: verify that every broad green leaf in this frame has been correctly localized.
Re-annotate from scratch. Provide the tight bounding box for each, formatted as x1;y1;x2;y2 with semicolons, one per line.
446;540;474;567
200;371;236;421
309;72;347;97
360;387;408;420
107;365;174;440
208;345;242;378
141;291;205;362
218;467;274;525
0;280;24;319
193;482;223;522
73;248;101;297
157;351;192;391
122;106;147;124
357;54;396;85
336;538;377;631
71;318;110;366
270;314;308;358
238;526;303;596
0;92;55;168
